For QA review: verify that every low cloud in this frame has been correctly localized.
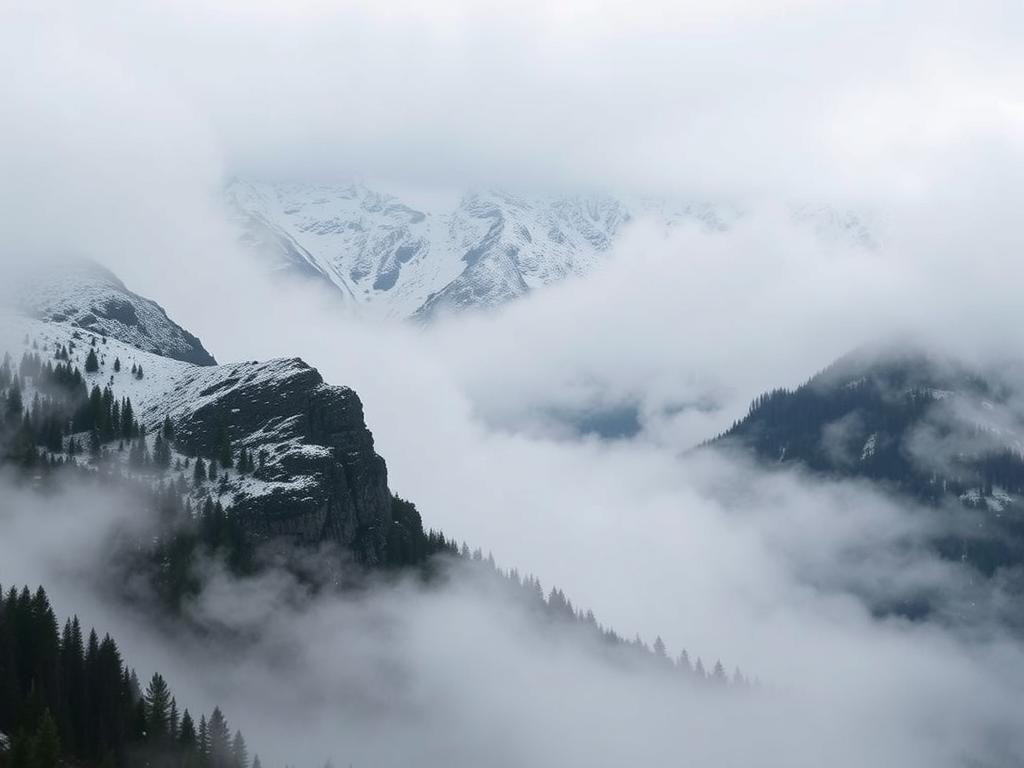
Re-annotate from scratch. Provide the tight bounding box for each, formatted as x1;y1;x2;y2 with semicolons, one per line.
1;446;1023;767
4;1;1024;764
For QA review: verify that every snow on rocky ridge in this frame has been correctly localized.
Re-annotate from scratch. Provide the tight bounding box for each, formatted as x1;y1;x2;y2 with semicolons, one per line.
1;287;394;555
12;259;217;365
226;179;876;320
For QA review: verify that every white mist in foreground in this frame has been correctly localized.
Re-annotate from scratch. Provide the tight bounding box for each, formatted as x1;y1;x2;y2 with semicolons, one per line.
1;467;1022;768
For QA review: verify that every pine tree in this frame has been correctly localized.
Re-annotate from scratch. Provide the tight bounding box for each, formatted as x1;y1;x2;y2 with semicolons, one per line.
110;400;121;438
677;649;691;674
113;357;121;373
153;433;172;470
129;437;147;469
207;707;231;768
0;352;11;389
121;398;135;439
194;457;207;487
144;673;173;742
84;349;99;374
179;709;197;750
198;714;210;767
653;636;667;659
6;377;23;420
31;709;60;768
230;730;249;768
214;424;233;469
88;429;102;460
169;697;180;741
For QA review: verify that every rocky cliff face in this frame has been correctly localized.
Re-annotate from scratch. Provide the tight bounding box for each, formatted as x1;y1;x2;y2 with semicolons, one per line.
140;356;395;562
3;277;398;564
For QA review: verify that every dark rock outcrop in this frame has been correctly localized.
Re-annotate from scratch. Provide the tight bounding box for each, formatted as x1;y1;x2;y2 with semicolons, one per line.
152;357;394;562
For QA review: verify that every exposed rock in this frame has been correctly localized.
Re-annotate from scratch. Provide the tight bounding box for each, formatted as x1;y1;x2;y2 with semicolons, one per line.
153;357;393;562
14;258;217;365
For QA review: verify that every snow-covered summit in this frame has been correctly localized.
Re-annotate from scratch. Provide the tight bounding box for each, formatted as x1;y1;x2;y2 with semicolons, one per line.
226;179;876;320
227;180;644;320
12;259;217;365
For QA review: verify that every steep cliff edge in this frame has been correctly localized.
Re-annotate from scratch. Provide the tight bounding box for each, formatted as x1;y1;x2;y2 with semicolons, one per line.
1;262;415;565
152;357;394;561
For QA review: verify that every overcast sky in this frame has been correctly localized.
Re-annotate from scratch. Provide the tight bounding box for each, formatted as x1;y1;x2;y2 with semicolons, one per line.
5;0;1024;202
3;1;1024;765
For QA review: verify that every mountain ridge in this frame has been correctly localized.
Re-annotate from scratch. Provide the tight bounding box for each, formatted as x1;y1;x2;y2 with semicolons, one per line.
713;343;1024;576
13;259;218;365
226;179;876;320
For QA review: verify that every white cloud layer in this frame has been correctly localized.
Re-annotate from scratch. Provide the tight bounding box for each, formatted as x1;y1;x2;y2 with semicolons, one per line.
3;0;1024;764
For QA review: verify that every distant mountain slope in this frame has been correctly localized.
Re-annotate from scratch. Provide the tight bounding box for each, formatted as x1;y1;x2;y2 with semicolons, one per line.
15;259;217;365
713;344;1024;574
0;265;745;678
226;180;876;320
227;180;640;319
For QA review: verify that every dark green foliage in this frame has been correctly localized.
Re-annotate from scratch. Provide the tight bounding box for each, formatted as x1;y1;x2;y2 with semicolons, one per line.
0;358;91;465
121;399;136;440
384;496;431;568
144;673;172;744
84;349;99;373
0;346;714;684
32;709;60;768
193;457;207;488
5;377;22;420
153;434;172;470
714;353;1024;576
0;353;12;390
236;448;254;475
0;584;252;768
128;437;148;469
213;424;233;469
89;429;102;460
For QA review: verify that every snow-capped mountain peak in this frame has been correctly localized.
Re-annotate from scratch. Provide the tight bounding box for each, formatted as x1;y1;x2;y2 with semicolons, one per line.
226;179;877;321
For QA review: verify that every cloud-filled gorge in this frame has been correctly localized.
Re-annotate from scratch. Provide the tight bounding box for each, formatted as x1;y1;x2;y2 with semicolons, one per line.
3;1;1024;766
